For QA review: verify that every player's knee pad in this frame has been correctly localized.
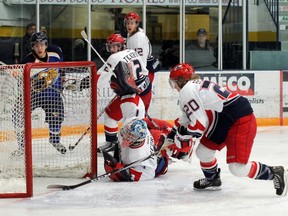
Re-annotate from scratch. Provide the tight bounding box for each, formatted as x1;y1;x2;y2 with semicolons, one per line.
195;143;216;162
228;162;251;177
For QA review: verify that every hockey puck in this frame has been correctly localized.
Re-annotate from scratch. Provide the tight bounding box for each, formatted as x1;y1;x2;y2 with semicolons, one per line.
69;145;75;151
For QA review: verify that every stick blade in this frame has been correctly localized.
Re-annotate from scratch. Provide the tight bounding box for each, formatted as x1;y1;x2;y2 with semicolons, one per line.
47;184;72;190
81;30;88;40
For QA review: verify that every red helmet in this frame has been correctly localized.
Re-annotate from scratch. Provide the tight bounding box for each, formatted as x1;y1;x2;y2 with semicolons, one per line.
169;63;195;80
106;34;125;45
125;12;141;22
106;34;125;52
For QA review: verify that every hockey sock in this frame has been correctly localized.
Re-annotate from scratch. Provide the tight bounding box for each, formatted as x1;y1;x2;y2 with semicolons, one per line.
248;161;274;180
200;158;218;180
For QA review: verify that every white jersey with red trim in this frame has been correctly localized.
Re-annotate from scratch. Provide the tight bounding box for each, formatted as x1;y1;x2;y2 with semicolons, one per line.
176;79;240;138
118;128;157;181
126;28;152;69
97;49;149;92
120;94;145;123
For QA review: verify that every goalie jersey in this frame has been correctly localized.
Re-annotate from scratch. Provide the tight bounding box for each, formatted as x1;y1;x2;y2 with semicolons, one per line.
97;49;151;96
119;127;157;181
176;79;253;145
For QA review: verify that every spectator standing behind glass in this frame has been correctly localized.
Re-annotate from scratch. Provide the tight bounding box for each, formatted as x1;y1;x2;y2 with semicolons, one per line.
73;38;87;61
187;28;215;70
194;28;213;51
20;23;36;61
40;26;48;35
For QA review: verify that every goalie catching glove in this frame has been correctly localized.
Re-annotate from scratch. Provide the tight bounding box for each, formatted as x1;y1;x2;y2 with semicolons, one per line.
110;61;140;97
64;76;90;91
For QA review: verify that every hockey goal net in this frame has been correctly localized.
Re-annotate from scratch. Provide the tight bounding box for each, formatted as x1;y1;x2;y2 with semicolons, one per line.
0;61;97;198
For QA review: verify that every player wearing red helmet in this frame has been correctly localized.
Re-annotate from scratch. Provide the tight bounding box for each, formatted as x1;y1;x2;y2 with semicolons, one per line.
95;33;153;153
105;33;125;54
125;12;161;84
168;63;196;90
63;33;153;153
159;62;288;196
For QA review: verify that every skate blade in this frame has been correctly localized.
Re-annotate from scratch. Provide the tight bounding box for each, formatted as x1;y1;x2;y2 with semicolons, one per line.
193;186;222;191
281;169;288;196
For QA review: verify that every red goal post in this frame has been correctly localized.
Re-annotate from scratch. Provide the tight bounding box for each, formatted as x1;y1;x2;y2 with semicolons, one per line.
0;61;98;198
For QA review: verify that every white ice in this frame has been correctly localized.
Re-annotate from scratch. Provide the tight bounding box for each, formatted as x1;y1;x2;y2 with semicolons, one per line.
1;126;288;216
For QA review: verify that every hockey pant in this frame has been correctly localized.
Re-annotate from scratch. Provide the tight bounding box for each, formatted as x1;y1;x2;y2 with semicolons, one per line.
104;93;149;143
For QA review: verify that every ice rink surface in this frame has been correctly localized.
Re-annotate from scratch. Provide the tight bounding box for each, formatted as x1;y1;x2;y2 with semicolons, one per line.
1;126;288;216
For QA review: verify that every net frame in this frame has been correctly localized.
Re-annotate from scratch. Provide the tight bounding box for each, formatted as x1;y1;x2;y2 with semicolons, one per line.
0;61;98;198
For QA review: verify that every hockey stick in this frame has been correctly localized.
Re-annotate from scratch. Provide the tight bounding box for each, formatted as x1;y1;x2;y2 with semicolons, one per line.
47;151;158;190
68;95;118;151
145;113;160;129
81;30;116;76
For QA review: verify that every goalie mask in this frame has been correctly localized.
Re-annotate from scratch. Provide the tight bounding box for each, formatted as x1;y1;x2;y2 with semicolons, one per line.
30;32;48;48
106;34;125;53
120;119;148;148
169;63;195;90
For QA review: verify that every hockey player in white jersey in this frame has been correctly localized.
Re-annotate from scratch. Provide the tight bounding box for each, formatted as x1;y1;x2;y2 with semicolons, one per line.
103;118;158;181
162;63;288;196
99;60;168;181
97;33;153;152
65;34;153;153
124;12;160;84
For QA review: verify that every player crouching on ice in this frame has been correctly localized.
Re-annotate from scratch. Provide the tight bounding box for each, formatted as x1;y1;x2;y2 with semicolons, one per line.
103;118;169;181
159;63;288;196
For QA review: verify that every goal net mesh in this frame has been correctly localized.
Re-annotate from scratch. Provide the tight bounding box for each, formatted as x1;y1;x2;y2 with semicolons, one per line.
0;62;97;197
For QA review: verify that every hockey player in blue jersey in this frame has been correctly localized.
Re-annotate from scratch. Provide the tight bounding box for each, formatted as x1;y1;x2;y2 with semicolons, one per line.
12;32;66;156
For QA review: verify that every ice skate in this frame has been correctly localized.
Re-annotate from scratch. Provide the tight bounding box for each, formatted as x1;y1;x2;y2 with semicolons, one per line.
193;168;222;191
51;142;67;155
97;141;117;153
271;166;288;196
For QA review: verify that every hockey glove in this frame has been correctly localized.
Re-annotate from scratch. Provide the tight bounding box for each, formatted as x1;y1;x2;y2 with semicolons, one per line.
64;80;81;91
160;126;194;161
147;56;161;73
64;76;90;91
103;150;131;182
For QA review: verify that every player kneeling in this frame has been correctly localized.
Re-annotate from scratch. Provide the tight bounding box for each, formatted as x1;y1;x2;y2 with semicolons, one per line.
103;118;169;181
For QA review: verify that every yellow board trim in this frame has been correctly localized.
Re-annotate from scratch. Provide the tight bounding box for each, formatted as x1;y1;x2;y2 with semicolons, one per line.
1;118;287;142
